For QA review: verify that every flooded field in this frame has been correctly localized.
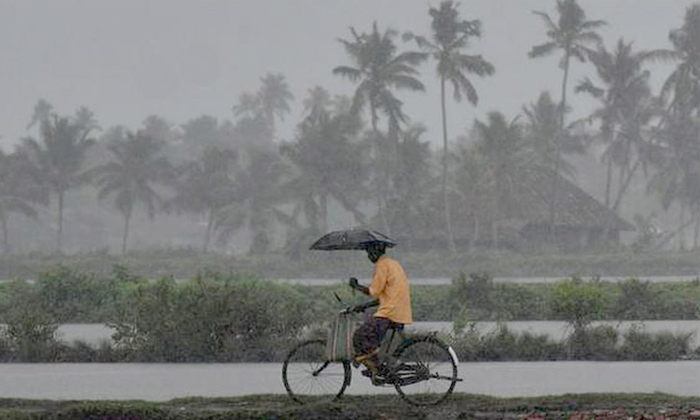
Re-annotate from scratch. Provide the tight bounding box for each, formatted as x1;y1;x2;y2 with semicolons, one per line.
53;320;700;347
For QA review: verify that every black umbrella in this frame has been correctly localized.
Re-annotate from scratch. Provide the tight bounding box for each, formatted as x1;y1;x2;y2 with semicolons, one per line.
309;229;396;250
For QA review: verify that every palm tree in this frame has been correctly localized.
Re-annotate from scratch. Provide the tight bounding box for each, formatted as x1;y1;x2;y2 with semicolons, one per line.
216;148;289;254
385;125;439;248
23;115;95;252
652;4;700;249
660;4;700;116
258;73;294;136
529;0;606;237
140;115;178;143
404;0;495;251
26;99;53;131
522;91;580;179
74;106;100;134
334;23;426;134
529;0;606;125
474;112;528;248
281;105;366;234
301;86;334;120
89;132;172;254
167;146;240;253
231;74;294;146
576;39;662;213
452;142;489;250
333;22;426;232
647;110;700;250
232;92;263;119
0;151;47;253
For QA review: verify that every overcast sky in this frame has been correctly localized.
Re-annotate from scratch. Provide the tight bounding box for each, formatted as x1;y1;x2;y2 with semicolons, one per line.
0;0;697;152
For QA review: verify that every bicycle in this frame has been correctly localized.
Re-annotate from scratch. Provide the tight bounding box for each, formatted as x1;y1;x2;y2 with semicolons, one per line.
282;293;462;406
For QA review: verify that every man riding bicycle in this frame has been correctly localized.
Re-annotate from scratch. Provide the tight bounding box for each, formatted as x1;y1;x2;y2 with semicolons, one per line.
349;242;412;383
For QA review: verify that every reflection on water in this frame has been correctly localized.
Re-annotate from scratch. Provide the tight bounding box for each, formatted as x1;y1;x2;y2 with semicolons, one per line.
52;320;700;347
412;320;700;346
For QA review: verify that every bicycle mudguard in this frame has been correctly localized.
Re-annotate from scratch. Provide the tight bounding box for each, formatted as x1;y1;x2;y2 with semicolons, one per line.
397;331;439;343
391;332;439;355
447;345;459;365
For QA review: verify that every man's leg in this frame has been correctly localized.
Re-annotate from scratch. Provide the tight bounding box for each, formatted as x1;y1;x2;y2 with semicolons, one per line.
353;318;380;356
353;318;391;382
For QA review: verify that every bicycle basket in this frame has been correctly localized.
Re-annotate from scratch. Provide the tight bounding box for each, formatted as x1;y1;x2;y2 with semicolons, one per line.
326;312;358;361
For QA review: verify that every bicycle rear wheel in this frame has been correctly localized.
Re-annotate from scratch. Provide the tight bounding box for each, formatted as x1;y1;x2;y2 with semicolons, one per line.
282;339;350;404
392;336;458;406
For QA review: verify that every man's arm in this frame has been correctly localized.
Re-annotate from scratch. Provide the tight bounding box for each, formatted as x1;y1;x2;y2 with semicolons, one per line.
349;277;370;295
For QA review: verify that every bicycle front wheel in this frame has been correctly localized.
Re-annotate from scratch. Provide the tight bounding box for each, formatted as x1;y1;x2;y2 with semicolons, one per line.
282;339;350;404
392;336;458;406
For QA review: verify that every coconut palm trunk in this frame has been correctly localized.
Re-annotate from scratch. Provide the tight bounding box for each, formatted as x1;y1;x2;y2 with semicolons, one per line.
679;203;687;251
57;190;64;253
613;158;643;213
204;208;214;253
320;193;329;235
549;51;570;245
122;208;132;255
604;151;613;208
1;213;9;254
440;77;457;252
370;102;391;235
694;211;700;249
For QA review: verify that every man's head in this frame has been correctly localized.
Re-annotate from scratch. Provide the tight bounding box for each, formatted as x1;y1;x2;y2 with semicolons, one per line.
365;243;386;263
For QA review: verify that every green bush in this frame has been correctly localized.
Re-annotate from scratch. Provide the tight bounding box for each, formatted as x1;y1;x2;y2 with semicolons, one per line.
0;280;59;361
550;278;606;329
619;325;692;360
567;325;618;360
111;274;312;362
35;267;124;323
613;279;658;320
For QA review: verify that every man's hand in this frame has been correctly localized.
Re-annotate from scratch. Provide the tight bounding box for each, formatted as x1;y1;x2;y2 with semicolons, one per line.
349;277;370;296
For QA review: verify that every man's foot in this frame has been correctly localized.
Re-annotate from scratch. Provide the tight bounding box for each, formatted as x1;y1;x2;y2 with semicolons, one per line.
353;349;378;363
361;368;385;385
354;351;380;384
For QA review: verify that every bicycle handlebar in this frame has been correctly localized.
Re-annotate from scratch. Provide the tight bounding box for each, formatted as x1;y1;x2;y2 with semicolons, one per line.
337;279;379;314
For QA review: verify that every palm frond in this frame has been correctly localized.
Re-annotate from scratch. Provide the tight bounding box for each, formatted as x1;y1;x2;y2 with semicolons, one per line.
529;42;558;58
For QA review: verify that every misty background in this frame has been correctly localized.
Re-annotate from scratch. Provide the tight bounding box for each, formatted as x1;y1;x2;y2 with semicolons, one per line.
0;0;698;257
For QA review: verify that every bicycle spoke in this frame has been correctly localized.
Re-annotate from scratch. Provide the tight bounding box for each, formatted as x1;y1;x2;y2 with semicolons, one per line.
393;338;457;406
282;340;350;404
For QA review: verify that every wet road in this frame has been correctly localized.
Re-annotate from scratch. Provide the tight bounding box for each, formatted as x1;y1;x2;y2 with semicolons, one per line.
1;361;699;400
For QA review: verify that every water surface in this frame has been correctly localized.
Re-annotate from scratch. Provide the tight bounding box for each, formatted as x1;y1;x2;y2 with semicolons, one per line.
1;361;699;400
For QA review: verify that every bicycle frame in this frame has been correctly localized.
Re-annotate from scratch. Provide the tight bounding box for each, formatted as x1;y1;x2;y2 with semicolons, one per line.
283;302;462;406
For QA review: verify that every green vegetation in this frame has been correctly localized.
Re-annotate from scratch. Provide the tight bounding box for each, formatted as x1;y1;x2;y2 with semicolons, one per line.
0;267;699;362
2;394;700;420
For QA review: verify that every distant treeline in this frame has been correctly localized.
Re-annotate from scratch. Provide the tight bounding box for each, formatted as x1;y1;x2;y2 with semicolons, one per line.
4;247;700;280
4;1;700;255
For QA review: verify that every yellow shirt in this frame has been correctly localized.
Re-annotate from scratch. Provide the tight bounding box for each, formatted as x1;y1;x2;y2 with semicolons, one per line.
369;255;413;324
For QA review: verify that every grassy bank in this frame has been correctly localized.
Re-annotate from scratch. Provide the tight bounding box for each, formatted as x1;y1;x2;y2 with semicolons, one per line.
4;248;700;279
2;394;700;420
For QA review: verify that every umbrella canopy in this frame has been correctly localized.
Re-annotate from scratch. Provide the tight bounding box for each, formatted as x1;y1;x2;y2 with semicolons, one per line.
309;229;396;250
